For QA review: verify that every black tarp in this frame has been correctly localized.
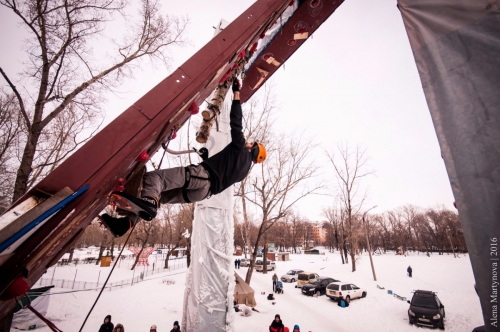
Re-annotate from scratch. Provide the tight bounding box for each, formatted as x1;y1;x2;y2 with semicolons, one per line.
398;1;500;330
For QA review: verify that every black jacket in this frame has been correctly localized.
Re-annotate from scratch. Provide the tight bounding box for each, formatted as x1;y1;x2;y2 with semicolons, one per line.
170;328;181;332
99;315;114;332
202;100;252;195
269;319;285;332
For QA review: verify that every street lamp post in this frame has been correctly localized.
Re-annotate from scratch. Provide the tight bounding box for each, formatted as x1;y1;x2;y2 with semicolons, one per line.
362;205;378;281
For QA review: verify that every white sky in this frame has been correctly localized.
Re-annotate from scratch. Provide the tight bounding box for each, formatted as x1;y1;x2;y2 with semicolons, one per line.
0;0;455;220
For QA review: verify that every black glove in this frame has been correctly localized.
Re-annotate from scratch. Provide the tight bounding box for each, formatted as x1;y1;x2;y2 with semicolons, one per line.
198;147;209;161
232;79;240;92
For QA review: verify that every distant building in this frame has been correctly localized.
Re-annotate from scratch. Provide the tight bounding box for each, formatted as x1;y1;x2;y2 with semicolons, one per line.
312;222;328;244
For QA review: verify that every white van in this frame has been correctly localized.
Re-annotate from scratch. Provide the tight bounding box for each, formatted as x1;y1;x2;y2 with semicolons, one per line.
254;259;276;272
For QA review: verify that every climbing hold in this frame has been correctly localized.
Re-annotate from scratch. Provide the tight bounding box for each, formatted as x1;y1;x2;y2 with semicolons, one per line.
219;69;232;83
188;102;199;115
288;39;296;46
260;32;266;39
0;277;29;300
238;49;246;58
113;178;126;192
135;149;150;162
289;0;294;6
250;42;258;53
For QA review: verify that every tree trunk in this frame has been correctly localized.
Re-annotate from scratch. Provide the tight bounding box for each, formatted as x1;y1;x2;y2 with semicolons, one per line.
68;247;75;262
263;242;268;274
165;252;171;269
245;233;262;285
12;128;42;202
96;232;108;265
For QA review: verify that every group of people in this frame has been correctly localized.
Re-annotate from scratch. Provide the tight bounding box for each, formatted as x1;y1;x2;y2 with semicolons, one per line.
99;315;181;332
269;314;301;332
234;258;242;269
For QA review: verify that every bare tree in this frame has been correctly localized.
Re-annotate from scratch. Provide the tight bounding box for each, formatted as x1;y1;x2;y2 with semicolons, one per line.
327;143;372;272
0;92;23;212
0;0;188;202
244;134;322;284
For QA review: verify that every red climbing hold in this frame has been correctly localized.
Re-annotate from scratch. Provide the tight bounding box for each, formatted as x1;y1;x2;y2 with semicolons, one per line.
289;1;294;6
250;42;258;53
299;29;306;34
288;39;296;46
238;50;246;58
219;69;232;83
260;32;266;39
136;149;150;162
0;277;29;300
188;102;199;115
171;130;177;140
113;178;126;192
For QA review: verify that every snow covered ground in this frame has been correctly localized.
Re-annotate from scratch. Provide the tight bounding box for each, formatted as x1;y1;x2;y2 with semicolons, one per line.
18;251;483;332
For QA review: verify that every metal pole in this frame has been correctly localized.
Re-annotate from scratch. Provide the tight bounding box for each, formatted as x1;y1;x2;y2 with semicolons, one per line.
72;269;78;289
97;271;101;290
50;266;56;285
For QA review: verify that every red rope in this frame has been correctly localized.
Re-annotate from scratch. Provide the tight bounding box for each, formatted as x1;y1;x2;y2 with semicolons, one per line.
27;304;63;332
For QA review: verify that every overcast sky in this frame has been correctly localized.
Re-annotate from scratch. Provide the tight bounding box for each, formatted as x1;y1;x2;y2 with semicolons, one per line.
0;0;455;220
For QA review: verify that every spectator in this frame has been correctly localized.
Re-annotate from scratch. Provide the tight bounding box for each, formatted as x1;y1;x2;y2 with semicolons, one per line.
237;259;241;269
407;265;413;278
269;314;285;332
293;325;300;332
272;273;278;291
99;315;114;332
337;298;349;308
171;321;181;332
234;300;240;312
113;324;124;332
235;259;238;269
150;324;157;332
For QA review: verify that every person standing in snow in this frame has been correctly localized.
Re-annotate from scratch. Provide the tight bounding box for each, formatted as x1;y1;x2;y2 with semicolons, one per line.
99;315;114;332
170;321;181;332
269;314;285;332
112;323;124;332
272;273;278;291
235;259;238;269
407;265;413;278
150;324;157;332
237;258;241;269
293;325;300;332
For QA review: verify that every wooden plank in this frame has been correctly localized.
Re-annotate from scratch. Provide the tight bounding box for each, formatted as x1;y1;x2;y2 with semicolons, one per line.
0;188;73;252
0;198;41;244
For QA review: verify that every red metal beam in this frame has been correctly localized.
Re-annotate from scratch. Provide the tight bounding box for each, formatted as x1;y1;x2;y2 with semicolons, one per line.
241;0;344;102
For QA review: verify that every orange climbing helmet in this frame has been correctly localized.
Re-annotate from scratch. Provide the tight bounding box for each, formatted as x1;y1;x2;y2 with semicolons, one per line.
252;142;267;163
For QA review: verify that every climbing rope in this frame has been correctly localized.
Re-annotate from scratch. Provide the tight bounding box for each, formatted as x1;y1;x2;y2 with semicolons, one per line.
78;222;137;332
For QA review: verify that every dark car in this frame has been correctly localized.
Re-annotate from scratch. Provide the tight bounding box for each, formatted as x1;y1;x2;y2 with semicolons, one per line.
407;290;445;329
301;277;339;296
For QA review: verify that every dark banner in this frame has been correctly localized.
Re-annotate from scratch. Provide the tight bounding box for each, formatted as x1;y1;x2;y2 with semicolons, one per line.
398;1;500;330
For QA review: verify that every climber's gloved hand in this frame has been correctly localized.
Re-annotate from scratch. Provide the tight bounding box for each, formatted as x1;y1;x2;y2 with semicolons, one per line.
198;147;209;161
232;79;240;92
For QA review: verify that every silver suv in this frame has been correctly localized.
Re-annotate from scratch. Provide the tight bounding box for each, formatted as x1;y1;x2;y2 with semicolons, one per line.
281;269;304;283
254;259;276;272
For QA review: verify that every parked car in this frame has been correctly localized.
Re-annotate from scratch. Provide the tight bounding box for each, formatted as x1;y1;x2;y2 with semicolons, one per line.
326;282;367;303
239;258;250;267
302;277;339;296
407;290;445;329
254;259;276;272
281;269;304;283
296;272;320;288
